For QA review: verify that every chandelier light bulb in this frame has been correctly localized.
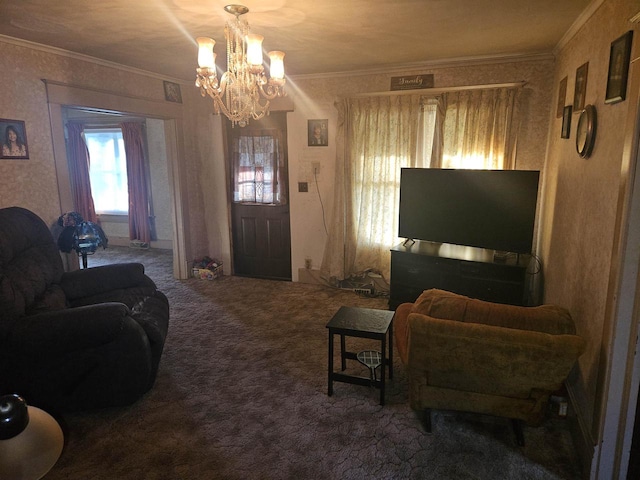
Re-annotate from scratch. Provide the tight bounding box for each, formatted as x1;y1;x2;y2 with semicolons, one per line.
246;34;264;66
268;51;285;80
196;37;216;69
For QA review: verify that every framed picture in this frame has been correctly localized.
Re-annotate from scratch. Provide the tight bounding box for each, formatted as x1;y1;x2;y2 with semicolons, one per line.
573;62;589;111
605;31;634;104
0;119;29;159
308;119;328;146
557;76;568;118
163;81;182;103
561;105;572;139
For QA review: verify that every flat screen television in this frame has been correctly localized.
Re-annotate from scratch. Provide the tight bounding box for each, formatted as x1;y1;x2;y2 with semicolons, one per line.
398;168;540;254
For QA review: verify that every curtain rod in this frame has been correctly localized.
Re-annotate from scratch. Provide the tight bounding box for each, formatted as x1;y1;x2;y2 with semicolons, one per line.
66;119;146;128
347;81;527;98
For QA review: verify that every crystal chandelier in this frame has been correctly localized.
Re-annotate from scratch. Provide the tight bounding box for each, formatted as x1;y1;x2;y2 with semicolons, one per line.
195;4;286;127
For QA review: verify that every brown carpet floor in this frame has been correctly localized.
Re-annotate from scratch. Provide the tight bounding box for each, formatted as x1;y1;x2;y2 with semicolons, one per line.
44;247;582;479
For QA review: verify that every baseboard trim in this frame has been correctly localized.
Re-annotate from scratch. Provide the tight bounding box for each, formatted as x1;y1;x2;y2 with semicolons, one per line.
297;268;329;286
105;236;173;250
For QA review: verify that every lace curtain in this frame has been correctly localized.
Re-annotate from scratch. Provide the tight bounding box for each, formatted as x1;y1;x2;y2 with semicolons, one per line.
320;95;439;282
231;129;286;205
436;87;520;170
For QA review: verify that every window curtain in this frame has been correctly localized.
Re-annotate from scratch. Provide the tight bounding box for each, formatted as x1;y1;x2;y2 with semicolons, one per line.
66;123;97;223
231;129;286;204
120;122;151;243
320;95;425;282
418;96;447;167
438;87;520;170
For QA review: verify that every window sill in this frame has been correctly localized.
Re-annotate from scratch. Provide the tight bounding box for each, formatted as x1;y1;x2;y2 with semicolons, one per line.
97;213;128;223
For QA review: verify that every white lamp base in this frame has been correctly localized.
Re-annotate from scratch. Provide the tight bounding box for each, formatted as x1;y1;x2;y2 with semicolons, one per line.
0;405;64;480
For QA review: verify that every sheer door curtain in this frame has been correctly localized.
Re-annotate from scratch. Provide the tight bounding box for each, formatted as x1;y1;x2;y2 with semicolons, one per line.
231;129;286;205
321;86;520;284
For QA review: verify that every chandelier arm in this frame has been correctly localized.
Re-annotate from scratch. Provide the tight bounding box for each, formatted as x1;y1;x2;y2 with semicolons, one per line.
257;83;283;101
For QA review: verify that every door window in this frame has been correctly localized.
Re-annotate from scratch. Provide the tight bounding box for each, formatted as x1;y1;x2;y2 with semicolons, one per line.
230;129;286;205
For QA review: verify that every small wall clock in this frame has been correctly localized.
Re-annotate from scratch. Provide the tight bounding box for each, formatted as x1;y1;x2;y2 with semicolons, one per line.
576;104;597;158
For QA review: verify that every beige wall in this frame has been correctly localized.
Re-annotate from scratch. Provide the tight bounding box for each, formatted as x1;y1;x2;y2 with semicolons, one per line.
0;39;210;264
147;118;174;246
0;43;64;222
541;0;640;462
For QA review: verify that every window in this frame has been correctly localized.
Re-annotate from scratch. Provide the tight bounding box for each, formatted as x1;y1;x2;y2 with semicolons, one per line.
84;128;128;214
230;130;285;205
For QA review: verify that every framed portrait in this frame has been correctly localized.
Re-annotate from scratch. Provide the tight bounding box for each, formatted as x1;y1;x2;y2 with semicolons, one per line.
573;62;589;111
308;119;328;147
163;81;182;103
561;105;572;139
556;76;568;118
0;119;29;159
605;31;634;104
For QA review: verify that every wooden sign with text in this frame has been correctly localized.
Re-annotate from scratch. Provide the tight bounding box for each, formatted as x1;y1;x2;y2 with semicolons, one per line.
390;74;434;91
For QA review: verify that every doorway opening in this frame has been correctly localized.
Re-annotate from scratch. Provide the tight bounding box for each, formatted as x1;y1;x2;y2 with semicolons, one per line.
61;107;175;266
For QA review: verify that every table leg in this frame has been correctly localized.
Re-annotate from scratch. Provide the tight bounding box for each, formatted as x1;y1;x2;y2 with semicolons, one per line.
328;330;334;396
340;334;347;371
389;321;393;380
380;333;386;406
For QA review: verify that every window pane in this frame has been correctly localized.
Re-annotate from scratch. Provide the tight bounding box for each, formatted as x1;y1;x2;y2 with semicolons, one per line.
233;134;279;204
85;129;128;214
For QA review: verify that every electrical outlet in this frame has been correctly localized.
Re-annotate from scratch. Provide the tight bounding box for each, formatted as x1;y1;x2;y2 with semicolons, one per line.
353;287;374;296
558;401;568;417
298;182;308;192
312;161;320;175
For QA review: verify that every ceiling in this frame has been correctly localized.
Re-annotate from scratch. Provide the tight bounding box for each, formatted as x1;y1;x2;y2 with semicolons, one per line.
0;0;593;81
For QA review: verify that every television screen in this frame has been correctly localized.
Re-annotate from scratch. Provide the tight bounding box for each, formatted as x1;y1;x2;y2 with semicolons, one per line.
398;168;540;254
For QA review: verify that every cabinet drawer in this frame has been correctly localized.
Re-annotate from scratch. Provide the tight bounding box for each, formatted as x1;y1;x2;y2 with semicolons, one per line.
390;284;426;306
458;261;525;283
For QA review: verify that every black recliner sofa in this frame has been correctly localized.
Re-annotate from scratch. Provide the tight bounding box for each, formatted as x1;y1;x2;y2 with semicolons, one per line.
0;206;169;412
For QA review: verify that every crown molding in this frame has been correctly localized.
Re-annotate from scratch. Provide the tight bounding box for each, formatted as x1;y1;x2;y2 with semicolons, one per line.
290;52;555;81
0;34;188;84
554;0;605;54
0;31;557;85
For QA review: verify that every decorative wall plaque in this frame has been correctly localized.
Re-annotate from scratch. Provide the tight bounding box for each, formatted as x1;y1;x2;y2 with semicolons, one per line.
390;74;434;91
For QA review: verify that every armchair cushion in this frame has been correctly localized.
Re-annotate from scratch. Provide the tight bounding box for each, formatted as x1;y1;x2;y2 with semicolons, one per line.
60;262;148;300
411;288;577;334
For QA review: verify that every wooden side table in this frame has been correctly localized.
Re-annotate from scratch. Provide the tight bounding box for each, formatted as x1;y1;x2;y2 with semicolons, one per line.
326;306;394;405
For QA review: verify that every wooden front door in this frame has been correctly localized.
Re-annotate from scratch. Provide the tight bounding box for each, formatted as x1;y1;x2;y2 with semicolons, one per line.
227;113;291;280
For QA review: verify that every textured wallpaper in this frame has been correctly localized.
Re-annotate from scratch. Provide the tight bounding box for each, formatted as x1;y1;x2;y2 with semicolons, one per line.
541;0;640;444
0;44;64;224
